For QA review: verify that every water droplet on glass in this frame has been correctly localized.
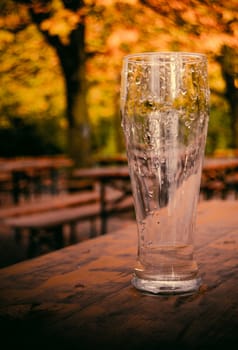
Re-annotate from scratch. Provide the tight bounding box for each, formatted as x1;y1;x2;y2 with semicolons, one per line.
135;77;140;85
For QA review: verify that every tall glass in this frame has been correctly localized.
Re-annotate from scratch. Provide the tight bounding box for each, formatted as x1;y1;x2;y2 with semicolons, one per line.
120;52;209;295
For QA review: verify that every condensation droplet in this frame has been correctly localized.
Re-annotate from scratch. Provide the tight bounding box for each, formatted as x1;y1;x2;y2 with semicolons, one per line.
135;77;140;85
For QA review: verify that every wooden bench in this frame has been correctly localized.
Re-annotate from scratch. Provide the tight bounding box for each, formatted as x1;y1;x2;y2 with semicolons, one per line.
0;191;99;220
4;202;100;248
0;191;99;253
3;193;134;256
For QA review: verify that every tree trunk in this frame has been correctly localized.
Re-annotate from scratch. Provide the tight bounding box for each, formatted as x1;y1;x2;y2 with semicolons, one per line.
59;23;92;167
28;1;91;167
220;46;238;149
114;78;125;154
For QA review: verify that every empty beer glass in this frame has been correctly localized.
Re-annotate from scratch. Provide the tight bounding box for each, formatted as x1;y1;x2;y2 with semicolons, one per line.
120;52;209;295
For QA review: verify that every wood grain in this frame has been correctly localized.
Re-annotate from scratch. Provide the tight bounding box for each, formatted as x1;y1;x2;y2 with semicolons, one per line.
0;200;238;350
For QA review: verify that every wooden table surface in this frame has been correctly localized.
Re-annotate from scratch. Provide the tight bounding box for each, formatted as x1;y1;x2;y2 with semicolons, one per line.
73;165;130;179
0;200;238;349
73;157;238;177
203;157;238;170
73;158;238;183
0;156;73;172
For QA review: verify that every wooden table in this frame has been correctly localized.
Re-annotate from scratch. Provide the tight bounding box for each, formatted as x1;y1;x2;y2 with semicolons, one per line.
0;200;238;349
201;158;238;199
203;157;238;170
0;156;73;203
73;158;238;233
73;166;131;234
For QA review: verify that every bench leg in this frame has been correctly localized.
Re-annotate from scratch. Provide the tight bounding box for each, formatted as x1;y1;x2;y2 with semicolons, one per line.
90;218;97;238
69;222;77;244
53;225;64;249
14;228;23;244
27;228;39;258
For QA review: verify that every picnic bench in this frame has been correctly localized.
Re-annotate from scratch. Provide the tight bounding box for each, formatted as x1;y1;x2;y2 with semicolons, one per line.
0;191;99;220
2;186;134;256
72;166;132;234
0;155;73;204
0;191;100;254
72;161;238;236
200;157;238;199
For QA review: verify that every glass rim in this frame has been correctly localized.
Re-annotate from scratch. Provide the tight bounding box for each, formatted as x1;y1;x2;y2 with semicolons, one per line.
123;51;207;63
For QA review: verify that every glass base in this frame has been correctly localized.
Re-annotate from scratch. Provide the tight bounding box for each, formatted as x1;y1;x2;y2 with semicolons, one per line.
131;274;202;296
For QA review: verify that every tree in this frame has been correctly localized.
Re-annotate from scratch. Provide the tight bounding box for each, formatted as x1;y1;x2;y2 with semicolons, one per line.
11;0;91;166
1;0;237;160
140;0;238;148
0;1;67;156
1;0;168;161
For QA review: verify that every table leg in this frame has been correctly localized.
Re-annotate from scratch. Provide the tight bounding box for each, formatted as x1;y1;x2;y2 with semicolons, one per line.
12;171;21;204
50;168;59;194
100;180;107;235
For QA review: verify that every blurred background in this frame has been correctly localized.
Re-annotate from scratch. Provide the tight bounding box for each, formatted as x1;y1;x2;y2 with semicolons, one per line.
0;0;237;165
0;0;237;268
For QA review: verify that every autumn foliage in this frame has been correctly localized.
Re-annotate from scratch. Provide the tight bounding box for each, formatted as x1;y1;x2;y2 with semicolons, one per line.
0;0;237;164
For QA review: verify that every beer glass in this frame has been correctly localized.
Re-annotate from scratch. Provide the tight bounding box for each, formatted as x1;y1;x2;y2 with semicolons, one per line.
120;52;209;295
